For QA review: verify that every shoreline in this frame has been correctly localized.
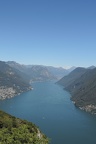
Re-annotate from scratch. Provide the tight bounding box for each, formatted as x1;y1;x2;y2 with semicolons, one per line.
0;86;33;100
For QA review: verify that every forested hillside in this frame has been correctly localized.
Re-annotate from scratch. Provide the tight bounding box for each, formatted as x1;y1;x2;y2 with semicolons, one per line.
58;67;96;114
57;67;87;87
0;110;48;144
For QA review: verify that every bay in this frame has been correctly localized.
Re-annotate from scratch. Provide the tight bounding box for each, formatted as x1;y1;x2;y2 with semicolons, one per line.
0;81;96;144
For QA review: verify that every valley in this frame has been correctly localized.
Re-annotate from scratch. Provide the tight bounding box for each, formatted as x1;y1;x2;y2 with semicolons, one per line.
0;60;73;100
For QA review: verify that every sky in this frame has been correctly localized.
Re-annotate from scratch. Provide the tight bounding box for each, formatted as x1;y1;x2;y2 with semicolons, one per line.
0;0;96;68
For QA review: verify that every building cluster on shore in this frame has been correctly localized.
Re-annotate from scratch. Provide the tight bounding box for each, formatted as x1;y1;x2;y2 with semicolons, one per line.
0;86;33;100
79;104;96;114
0;86;17;100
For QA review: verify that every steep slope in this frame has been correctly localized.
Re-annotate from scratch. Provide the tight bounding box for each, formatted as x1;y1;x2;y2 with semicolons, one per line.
66;68;96;113
7;61;27;73
57;67;87;87
57;66;96;114
47;66;69;79
7;61;76;81
0;110;48;144
28;65;56;82
7;61;31;82
0;61;31;99
67;66;76;73
87;65;95;69
7;61;56;81
65;69;92;94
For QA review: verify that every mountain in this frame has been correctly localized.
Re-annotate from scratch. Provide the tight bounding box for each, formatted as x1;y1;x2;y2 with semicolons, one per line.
7;61;56;82
1;60;74;100
27;65;56;82
7;61;27;72
0;61;31;100
7;61;31;83
87;65;95;69
58;66;96;114
0;110;48;144
67;66;76;73
57;67;87;87
47;66;69;79
66;68;96;114
7;61;75;81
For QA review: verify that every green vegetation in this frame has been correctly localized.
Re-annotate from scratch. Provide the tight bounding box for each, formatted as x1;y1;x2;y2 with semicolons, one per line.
58;67;96;114
68;68;96;107
0;61;49;143
0;110;49;144
57;67;87;87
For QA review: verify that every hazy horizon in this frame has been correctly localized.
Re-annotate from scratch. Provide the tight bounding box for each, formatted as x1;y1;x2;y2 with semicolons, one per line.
1;60;95;70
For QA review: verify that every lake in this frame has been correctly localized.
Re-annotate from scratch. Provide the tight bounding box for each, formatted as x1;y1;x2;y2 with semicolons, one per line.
0;81;96;144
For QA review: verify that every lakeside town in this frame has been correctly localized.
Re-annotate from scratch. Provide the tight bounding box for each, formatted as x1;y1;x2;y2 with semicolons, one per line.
0;86;17;100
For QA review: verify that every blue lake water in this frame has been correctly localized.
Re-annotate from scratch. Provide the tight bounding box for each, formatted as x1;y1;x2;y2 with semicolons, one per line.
0;81;96;144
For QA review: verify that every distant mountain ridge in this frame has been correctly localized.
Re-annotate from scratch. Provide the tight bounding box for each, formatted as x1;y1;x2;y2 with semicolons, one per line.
0;61;32;99
1;60;96;113
87;65;96;69
7;61;75;81
47;66;70;79
57;66;96;114
7;61;56;82
57;67;87;87
0;60;75;100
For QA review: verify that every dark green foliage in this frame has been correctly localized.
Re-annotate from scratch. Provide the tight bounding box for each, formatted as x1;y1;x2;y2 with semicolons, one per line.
0;110;49;144
68;68;96;106
58;67;96;113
